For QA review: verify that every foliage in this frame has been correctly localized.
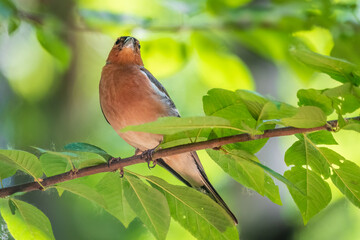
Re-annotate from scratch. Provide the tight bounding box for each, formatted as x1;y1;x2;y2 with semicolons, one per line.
1;0;360;239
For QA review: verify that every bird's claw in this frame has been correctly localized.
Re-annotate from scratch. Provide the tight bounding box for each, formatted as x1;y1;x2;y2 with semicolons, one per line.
108;157;121;167
141;148;157;169
147;159;157;169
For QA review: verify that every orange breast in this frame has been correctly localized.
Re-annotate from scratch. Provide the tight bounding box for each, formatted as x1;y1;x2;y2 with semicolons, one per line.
99;64;168;136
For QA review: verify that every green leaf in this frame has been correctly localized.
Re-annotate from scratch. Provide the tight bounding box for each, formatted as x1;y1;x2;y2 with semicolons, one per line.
8;198;17;215
342;119;360;133
235;90;269;119
64;142;112;161
120;116;243;134
0;154;18;180
161;129;212;149
0;198;55;240
256;101;298;120
295;130;338;145
319;148;360;208
39;152;73;177
203;88;270;153
293;27;334;55
7;16;20;34
323;83;360;114
207;149;284;204
36;27;71;69
207;149;264;195
297;89;333;115
123;174;170;240
40;151;106;177
341;94;360;114
203;88;251;118
212;148;299;199
146;176;238;240
264;175;282;205
0;150;43;180
96;172;136;227
284;167;332;225
282;106;327;128
55;181;106;208
294;137;360;208
291;48;360;85
285;138;330;178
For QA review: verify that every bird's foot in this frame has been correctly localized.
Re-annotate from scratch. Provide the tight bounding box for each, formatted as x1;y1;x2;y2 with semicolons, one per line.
108;157;121;167
141;148;157;169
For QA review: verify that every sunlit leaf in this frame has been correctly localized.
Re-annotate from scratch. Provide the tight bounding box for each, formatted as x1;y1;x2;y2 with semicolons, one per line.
161;129;212;149
293;27;334;55
123;174;170;240
291;48;360;85
39;152;73;177
295;131;337;145
264;175;282;205
281;106;327;128
284;167;332;225
146;176;238;240
0;150;43;180
207;149;264;195
203;88;268;153
342;119;360;132
40;151;106;177
121;116;244;134
319;148;360;208
0;198;55;240
209;148;299;200
297;89;333;115
207;149;285;204
55;181;106;207
285;139;330;178
96;172;136;227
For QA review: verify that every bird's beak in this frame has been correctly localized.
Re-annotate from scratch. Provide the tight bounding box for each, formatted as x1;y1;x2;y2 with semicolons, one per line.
123;37;135;49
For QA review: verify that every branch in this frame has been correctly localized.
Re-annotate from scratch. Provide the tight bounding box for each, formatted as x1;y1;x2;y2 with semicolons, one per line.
0;117;359;198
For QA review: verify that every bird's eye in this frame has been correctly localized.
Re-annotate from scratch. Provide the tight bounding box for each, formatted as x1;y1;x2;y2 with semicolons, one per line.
138;44;141;49
115;39;121;45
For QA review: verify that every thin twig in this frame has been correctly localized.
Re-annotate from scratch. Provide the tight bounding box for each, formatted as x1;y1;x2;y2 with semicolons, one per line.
0;117;359;198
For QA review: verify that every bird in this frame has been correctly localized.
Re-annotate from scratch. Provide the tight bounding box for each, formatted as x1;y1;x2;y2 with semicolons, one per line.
99;36;237;224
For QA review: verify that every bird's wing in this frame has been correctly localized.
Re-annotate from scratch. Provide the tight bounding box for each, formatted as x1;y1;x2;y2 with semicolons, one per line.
140;67;180;117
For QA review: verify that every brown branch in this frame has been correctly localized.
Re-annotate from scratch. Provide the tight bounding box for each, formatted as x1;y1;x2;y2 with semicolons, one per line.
0;117;359;198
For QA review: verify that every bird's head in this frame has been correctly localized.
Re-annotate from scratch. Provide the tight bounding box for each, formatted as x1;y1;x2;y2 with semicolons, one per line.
106;36;143;66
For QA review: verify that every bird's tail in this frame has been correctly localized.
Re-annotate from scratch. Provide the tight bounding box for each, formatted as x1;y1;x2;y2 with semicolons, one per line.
199;173;238;225
157;154;238;224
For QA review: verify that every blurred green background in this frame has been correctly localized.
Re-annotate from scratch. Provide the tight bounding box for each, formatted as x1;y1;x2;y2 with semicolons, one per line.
1;0;360;239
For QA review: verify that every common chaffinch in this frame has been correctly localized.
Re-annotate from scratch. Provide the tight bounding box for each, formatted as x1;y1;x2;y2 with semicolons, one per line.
99;36;237;224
